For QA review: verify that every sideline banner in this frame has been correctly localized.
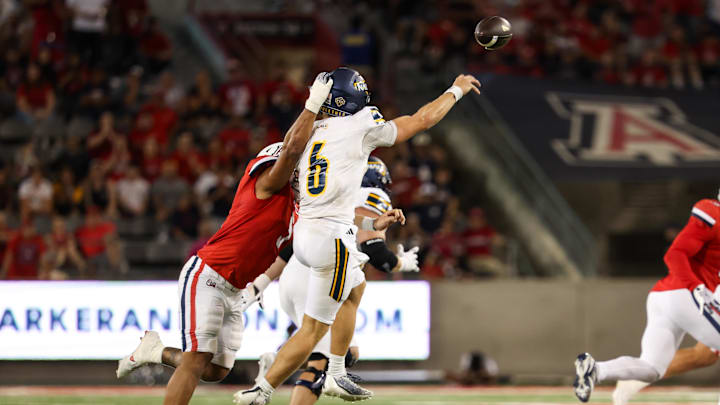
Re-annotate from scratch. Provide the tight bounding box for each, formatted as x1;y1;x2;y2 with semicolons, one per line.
0;281;430;360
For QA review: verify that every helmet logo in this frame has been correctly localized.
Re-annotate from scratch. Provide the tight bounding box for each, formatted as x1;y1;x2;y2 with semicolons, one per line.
354;81;368;92
335;97;346;107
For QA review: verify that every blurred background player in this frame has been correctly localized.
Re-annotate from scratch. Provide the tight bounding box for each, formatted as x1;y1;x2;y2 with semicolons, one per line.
114;73;334;405
237;156;419;405
235;68;480;405
574;189;720;403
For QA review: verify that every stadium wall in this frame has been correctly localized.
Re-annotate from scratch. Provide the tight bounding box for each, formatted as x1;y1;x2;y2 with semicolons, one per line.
2;279;718;385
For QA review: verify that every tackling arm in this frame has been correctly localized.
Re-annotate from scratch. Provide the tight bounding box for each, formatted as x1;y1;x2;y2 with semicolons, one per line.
255;74;333;199
392;74;481;144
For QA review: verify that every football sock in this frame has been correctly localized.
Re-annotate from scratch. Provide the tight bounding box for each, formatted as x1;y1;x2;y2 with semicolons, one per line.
597;357;660;383
327;354;346;377
613;380;650;405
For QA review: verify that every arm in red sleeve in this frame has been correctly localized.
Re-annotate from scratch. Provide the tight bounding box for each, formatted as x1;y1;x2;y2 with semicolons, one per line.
664;217;715;288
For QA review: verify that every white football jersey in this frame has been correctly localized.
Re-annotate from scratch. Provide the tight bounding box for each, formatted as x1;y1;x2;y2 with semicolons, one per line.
355;187;392;216
296;106;397;224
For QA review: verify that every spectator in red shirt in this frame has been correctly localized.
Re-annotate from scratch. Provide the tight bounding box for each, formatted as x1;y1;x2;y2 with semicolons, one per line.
462;207;506;278
390;160;421;209
628;49;668;88
171;131;205;183
218;59;257;118
139;17;172;75
130;94;177;148
75;206;128;279
217;115;251;159
696;35;720;83
139;137;166;182
1;222;46;280
46;216;86;278
16;63;56;124
87;111;121;160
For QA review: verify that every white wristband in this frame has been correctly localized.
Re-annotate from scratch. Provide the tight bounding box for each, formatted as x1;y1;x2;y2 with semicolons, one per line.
305;99;322;114
444;85;463;102
253;274;272;292
360;216;376;231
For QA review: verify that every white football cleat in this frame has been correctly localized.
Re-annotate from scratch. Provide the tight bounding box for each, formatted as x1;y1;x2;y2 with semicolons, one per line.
116;330;163;378
255;352;277;384
323;374;373;402
233;386;272;405
573;353;597;403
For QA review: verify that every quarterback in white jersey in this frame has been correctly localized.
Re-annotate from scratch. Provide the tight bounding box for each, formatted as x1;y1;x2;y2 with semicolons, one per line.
235;68;481;405
234;157;419;405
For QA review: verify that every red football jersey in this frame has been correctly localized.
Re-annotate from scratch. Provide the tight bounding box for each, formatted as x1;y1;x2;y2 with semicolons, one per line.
653;199;720;292
197;156;294;288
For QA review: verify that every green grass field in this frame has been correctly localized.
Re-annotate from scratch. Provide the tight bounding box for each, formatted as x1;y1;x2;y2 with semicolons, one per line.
1;386;718;405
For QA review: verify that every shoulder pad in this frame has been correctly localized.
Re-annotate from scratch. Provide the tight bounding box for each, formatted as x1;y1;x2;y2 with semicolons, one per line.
691;199;720;227
359;106;386;126
248;156;278;177
357;187;392;216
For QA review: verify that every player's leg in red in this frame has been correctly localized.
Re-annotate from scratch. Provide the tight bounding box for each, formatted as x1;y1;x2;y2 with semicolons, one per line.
161;347;230;382
164;352;213;405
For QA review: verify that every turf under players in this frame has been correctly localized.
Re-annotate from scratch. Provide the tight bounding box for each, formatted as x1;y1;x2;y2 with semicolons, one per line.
574;190;720;403
235;156;419;405
114;73;335;405
234;67;481;405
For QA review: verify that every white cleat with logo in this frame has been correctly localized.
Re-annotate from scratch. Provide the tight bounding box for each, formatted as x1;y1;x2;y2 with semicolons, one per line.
323;374;373;402
116;330;163;378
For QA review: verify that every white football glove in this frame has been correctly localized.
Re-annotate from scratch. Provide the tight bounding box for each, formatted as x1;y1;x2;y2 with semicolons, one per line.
305;72;333;114
237;282;265;313
693;284;720;315
395;244;420;272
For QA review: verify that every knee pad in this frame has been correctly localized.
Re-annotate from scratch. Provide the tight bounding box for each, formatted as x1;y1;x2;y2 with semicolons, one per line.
294;366;326;397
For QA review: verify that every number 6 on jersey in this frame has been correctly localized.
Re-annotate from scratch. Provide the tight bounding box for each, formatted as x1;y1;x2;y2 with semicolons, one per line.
307;141;329;196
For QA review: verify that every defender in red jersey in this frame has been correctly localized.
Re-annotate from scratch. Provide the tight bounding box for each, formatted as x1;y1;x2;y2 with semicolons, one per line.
572;191;720;403
613;193;720;405
115;73;335;405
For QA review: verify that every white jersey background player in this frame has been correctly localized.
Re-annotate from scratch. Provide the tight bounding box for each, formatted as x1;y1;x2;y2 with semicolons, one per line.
235;67;481;405
235;157;419;405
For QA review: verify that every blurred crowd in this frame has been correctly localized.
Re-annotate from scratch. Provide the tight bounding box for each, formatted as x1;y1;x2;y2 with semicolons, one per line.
0;0;510;281
338;0;720;89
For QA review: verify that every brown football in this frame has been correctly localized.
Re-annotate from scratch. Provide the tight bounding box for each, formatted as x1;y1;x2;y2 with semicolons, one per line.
474;16;513;50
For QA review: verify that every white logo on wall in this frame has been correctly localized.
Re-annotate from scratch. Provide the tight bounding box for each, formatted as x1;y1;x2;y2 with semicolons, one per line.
546;93;720;166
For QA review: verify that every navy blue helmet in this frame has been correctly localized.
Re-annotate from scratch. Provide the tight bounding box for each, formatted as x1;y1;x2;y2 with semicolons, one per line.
362;156;392;192
320;67;370;117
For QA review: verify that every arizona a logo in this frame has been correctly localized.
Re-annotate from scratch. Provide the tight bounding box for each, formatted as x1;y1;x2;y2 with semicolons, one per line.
547;93;720;166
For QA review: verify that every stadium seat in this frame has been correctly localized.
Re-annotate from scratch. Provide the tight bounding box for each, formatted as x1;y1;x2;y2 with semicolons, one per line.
0;118;31;143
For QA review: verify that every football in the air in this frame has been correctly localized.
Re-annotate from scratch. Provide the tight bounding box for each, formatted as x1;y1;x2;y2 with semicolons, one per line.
474;16;513;50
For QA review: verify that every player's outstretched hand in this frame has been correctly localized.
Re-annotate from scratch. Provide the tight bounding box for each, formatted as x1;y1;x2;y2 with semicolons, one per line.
373;208;406;231
396;244;420;272
305;72;334;114
452;74;482;96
